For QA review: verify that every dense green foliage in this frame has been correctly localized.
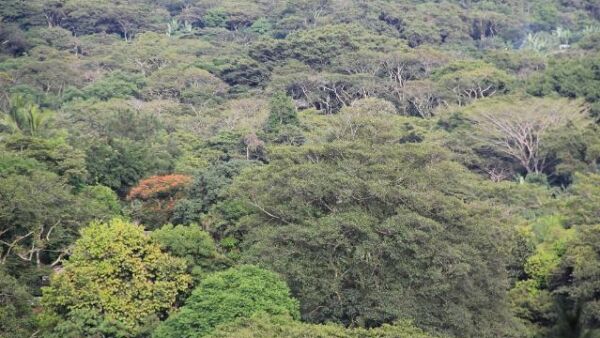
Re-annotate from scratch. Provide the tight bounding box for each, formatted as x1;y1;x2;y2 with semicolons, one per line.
226;141;519;337
40;219;191;337
153;265;299;338
208;313;439;338
1;0;600;337
0;268;36;337
152;223;230;284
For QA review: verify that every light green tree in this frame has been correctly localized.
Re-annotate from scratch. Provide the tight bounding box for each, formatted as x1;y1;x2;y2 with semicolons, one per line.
41;218;191;336
208;313;440;338
153;265;299;338
0;95;52;136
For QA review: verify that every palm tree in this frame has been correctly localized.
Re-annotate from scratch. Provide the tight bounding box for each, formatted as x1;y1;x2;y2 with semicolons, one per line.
582;25;600;36
522;32;550;52
0;95;51;136
554;27;572;45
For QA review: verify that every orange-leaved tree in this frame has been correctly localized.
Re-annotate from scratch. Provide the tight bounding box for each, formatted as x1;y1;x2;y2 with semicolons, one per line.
127;174;192;228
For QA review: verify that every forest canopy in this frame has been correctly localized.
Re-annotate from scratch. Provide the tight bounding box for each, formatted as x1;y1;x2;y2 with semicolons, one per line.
1;0;600;337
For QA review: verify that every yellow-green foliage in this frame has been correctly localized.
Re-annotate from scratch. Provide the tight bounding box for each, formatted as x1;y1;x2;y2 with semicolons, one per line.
208;313;441;338
41;218;191;335
523;215;574;287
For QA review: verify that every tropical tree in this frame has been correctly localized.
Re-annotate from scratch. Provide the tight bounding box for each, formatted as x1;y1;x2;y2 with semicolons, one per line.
208;313;440;338
153;265;299;338
127;174;192;228
528;56;600;104
264;92;298;133
0;267;36;337
0;95;52;136
465;97;586;174
41;218;191;336
224;141;522;337
151;224;230;284
171;160;255;225
550;224;600;338
433;61;513;105
0;171;117;267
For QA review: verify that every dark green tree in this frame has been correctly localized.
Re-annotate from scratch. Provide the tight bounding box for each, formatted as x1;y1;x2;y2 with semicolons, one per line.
85;140;150;196
0;171;117;268
225;141;522;337
151;224;230;284
0;267;36;337
264;92;298;132
550;224;600;338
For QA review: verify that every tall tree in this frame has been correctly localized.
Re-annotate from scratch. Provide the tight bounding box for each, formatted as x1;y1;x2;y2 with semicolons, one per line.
0;171;116;267
467;97;586;174
224;141;522;337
